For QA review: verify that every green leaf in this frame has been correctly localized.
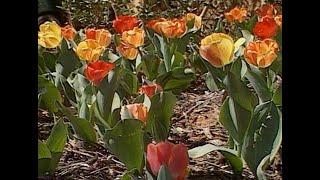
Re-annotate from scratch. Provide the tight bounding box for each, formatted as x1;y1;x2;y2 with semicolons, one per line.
104;119;145;172
38;141;52;159
56;49;81;77
220;97;252;148
269;52;282;75
224;72;256;111
38;158;51;176
95;68;123;127
205;72;219;91
171;51;185;69
188;144;243;174
69;117;97;143
219;97;239;142
245;15;258;32
45;120;67;174
46;119;68;153
241;30;254;46
42;52;59;72
141;55;160;80
121;169;140;180
49;152;63;174
156;34;172;71
272;83;282;106
230;58;242;79
157;165;173;180
242;102;282;175
157;67;195;94
245;67;272;103
119;69;138;95
38;141;52;176
256;155;270;180
146;92;177;142
38;75;62;113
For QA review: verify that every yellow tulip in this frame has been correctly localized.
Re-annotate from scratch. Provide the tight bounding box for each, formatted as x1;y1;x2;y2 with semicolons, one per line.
184;13;202;30
122;27;145;48
76;39;105;62
38;21;62;48
116;41;139;60
199;33;235;68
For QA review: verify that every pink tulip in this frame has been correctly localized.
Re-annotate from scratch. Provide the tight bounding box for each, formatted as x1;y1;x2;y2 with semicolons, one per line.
147;141;189;180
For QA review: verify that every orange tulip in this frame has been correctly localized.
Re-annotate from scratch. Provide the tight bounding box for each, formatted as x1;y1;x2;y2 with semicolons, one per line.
253;16;277;39
116;41;139;60
121;27;145;47
224;7;247;23
76;39;105;62
199;33;235;68
113;15;140;34
61;25;76;41
85;28;112;47
244;38;279;68
146;18;187;38
256;4;275;18
146;18;167;34
184;13;202;30
147;141;189;180
122;103;148;123
139;83;163;98
84;60;115;85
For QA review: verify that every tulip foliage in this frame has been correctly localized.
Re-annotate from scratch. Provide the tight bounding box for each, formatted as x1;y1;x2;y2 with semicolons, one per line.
38;2;281;179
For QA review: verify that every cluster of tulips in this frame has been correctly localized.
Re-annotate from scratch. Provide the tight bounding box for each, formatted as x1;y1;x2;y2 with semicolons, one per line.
38;2;282;179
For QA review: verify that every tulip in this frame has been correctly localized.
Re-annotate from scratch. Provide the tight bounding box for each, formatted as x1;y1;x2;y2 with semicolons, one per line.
224;7;247;23
146;18;187;38
139;83;163;98
85;28;112;47
244;38;279;68
256;4;275;18
121;27;145;47
146;18;167;34
113;15;140;34
147;141;189;180
121;103;148;123
184;13;202;30
199;33;235;68
253;16;277;39
76;39;105;62
116;41;139;60
84;60;115;85
61;24;76;41
38;21;62;48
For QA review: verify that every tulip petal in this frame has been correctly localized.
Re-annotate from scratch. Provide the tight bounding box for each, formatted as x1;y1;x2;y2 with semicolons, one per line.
168;144;189;180
147;144;162;176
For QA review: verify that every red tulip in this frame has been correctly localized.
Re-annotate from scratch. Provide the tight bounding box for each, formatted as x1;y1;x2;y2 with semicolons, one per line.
139;83;163;98
113;15;140;34
84;60;115;86
253;16;277;39
147;141;189;180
